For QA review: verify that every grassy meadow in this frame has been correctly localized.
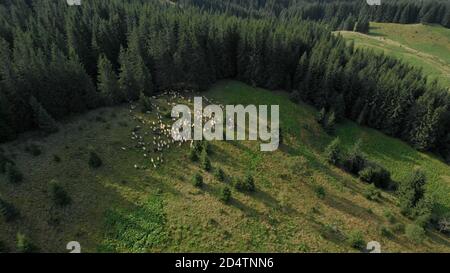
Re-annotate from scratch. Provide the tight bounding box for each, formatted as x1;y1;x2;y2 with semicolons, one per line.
337;22;450;88
1;81;450;253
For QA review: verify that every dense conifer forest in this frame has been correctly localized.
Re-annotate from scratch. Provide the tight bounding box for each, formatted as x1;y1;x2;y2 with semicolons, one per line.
0;0;449;162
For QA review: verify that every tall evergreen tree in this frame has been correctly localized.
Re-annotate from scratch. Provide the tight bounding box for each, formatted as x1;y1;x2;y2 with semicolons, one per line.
97;54;122;105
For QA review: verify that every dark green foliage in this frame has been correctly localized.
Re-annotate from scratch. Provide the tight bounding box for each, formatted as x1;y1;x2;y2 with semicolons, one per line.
399;169;430;219
314;186;326;199
49;180;71;207
359;164;392;189
16;233;34;253
214;168;225;182
380;226;393;238
343;140;367;175
53;155;61;163
325;137;341;165
193;173;203;188
88;151;103;168
189;148;199;162
220;186;232;203
0;151;13;174
383;210;397;224
0;198;19;222
317;108;326;125
5;163;23;184
0;241;7;253
29;96;58;135
234;174;256;192
97;54;122;105
391;223;405;234
202;141;211;155
363;184;382;201
24;143;41;156
140;93;153;113
201;150;211;172
346;230;366;250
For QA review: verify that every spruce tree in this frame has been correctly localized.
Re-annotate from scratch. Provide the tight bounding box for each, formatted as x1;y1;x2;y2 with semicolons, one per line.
97;54;122;105
29;96;58;135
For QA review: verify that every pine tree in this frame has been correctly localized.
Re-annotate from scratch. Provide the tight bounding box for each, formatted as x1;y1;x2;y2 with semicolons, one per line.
29;96;58;135
97;54;122;105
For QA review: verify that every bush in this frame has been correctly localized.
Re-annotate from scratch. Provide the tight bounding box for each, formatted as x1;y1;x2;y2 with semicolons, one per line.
399;169;430;221
201;150;212;172
244;175;256;192
391;223;405;234
140;93;153;113
192;173;203;188
438;215;450;234
363;184;381;201
220;187;232;203
343;140;367;175
359;164;391;189
324;111;336;135
49;180;71;207
0;151;13;174
405;224;426;244
88;151;102;168
214;168;225;182
0;198;19;222
325;137;341;165
234;175;256;192
347;230;366;250
5;163;23;184
380;225;393;238
202;141;211;155
53;155;61;163
314;185;326;199
25;143;41;156
383;210;396;224
189;148;199;162
16;232;34;253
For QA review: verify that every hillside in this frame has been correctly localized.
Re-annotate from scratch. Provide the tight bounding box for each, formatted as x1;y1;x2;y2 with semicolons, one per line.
1;81;449;253
337;23;450;88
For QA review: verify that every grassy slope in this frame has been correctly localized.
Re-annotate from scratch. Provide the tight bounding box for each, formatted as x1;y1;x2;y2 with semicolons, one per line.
337;22;450;88
1;81;450;253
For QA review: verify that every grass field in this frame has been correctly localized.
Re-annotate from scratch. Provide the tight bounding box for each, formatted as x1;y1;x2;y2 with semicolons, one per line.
1;81;450;253
337;23;450;88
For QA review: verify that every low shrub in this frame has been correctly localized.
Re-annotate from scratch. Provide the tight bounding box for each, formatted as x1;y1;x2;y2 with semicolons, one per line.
49;180;71;207
380;225;393;238
314;186;326;199
383;210;397;224
343;140;367;175
347;230;366;250
234;175;256;192
0;198;19;222
220;187;232;203
405;224;426;244
214;168;225;182
16;233;34;253
25;144;42;156
324;137;342;165
5;163;23;184
193;173;203;188
391;223;405;234
359;164;392;189
53;155;61;163
88;151;103;168
363;184;382;201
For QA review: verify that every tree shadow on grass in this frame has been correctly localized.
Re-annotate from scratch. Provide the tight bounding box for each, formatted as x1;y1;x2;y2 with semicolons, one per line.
322;193;383;222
